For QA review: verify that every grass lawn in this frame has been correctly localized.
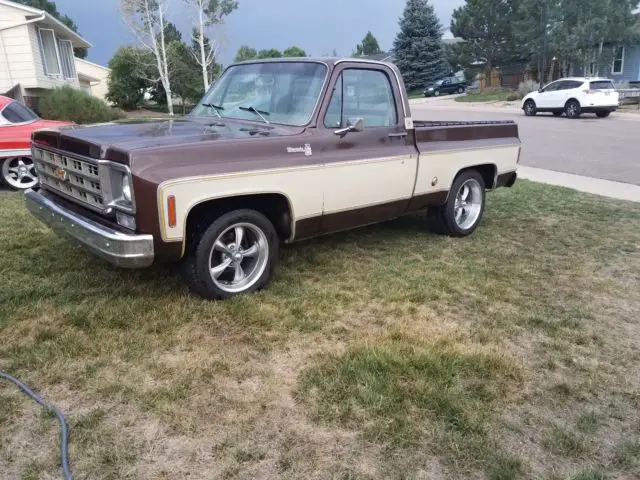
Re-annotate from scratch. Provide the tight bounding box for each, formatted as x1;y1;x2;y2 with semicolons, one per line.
456;91;521;103
1;181;639;480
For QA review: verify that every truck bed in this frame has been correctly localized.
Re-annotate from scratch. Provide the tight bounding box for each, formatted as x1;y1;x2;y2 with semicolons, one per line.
412;119;519;148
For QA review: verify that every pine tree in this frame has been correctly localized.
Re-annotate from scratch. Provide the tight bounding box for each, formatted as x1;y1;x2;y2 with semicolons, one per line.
392;0;450;92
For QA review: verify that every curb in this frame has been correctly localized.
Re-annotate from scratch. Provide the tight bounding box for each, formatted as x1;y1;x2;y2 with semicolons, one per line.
518;166;640;203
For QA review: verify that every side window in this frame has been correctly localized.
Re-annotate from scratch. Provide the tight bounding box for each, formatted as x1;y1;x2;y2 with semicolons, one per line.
323;69;397;129
542;82;559;92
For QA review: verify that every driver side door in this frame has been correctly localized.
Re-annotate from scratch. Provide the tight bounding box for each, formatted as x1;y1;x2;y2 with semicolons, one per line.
536;81;562;108
313;63;416;235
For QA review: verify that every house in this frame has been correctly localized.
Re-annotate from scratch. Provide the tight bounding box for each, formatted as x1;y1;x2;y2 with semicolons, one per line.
575;45;640;84
74;57;111;102
0;0;91;107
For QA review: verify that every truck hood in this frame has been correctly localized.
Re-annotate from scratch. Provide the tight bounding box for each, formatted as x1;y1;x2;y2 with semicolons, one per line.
31;117;305;164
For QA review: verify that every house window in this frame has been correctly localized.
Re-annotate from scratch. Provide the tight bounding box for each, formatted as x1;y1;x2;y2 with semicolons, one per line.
57;39;76;79
38;28;61;76
612;47;624;74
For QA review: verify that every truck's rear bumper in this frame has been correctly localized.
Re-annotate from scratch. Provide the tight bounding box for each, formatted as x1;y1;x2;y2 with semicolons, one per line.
25;188;154;268
496;171;517;188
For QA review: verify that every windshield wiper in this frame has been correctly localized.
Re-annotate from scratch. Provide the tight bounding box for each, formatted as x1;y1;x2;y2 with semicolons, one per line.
239;105;270;124
202;103;224;119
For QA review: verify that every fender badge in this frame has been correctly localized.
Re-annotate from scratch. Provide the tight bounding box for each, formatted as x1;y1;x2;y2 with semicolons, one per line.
286;143;312;156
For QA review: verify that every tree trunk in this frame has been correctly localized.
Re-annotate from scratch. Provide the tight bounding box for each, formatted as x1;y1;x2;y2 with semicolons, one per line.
198;8;209;91
157;5;174;116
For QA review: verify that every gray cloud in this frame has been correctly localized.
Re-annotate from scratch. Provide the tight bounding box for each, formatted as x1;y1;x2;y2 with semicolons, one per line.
56;0;464;66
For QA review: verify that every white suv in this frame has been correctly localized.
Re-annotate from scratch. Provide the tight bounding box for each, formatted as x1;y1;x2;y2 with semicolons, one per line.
521;78;619;118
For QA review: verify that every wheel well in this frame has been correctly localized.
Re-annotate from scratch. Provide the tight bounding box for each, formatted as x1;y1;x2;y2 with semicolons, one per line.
565;98;580;107
458;164;497;189
185;193;293;247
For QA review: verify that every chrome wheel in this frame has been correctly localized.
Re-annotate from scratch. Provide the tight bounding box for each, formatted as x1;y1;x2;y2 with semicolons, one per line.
454;178;483;230
208;223;269;294
2;157;38;190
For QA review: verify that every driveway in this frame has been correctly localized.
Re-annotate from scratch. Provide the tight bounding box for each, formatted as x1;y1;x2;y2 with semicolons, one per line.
411;100;640;186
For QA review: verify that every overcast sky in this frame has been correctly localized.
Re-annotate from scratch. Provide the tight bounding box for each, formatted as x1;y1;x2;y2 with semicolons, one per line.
54;0;465;66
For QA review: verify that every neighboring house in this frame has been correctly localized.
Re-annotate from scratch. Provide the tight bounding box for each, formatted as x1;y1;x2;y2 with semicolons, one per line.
574;45;640;83
0;0;91;107
74;57;110;102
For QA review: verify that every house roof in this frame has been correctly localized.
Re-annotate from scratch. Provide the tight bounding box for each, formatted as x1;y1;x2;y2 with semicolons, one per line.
74;57;110;72
0;0;91;48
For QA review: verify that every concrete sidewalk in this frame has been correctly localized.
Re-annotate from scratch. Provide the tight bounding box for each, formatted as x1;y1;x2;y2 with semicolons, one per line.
518;166;640;202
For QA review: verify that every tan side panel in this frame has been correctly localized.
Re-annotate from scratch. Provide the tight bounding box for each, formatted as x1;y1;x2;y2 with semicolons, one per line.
158;167;325;242
414;145;520;195
158;154;417;242
322;155;417;214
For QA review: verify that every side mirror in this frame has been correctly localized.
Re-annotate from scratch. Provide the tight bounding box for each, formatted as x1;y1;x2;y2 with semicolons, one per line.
538;89;543;93
334;117;364;137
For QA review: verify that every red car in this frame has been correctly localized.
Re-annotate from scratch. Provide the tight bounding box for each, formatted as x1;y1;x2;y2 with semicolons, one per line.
0;95;72;190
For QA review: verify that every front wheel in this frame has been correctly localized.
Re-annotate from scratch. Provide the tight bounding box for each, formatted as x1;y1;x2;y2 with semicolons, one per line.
433;90;440;97
523;100;537;116
427;170;486;237
596;111;611;118
182;209;279;300
1;156;38;190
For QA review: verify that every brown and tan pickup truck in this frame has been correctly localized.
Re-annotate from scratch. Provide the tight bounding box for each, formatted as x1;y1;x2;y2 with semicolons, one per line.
25;58;520;299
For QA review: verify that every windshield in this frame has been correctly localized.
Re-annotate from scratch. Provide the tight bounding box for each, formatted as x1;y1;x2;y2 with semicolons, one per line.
191;62;327;126
1;101;38;123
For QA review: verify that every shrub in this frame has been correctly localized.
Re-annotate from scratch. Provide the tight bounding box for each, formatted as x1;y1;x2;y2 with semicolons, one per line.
517;79;539;98
505;92;522;102
40;86;117;124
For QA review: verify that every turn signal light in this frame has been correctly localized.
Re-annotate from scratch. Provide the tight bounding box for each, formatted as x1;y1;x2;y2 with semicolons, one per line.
167;195;176;227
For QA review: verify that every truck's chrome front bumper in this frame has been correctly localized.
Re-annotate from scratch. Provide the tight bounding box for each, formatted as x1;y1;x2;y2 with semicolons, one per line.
25;189;154;268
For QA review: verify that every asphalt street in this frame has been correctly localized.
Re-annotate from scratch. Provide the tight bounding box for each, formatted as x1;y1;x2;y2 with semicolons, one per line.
411;100;640;186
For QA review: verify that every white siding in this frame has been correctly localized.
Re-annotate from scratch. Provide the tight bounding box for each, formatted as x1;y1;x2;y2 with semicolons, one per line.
74;58;110;101
0;4;37;92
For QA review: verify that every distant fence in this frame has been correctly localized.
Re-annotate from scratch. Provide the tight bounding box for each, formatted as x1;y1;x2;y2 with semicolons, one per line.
618;89;640;109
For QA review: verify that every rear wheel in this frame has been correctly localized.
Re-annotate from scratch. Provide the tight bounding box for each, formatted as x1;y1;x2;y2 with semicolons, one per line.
1;156;38;190
523;100;537;116
565;99;582;118
182;209;279;300
457;87;464;94
596;111;611;118
427;170;486;237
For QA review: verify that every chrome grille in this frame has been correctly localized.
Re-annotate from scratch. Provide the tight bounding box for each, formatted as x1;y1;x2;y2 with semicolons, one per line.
33;147;105;211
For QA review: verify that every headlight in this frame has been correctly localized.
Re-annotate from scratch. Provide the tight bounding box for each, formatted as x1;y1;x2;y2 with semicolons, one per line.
122;175;132;203
428;87;434;91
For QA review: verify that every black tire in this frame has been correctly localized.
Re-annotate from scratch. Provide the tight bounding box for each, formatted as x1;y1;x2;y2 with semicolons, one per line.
181;209;279;300
523;100;537;116
427;170;486;237
565;99;582;118
457;87;464;94
434;90;440;97
553;112;563;117
596;111;611;118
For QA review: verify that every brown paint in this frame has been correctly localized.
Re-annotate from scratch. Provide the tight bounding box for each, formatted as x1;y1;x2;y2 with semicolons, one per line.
294;190;451;241
31;58;520;265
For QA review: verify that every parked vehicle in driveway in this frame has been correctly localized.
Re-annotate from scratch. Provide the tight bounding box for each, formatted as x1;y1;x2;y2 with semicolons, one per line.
25;58;521;300
0;96;72;190
424;76;467;97
521;78;619;118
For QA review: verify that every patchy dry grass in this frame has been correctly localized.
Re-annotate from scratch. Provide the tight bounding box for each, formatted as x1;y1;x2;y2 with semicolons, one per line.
0;180;639;480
